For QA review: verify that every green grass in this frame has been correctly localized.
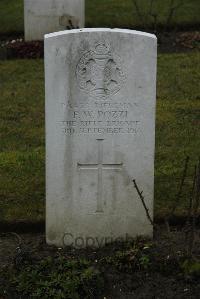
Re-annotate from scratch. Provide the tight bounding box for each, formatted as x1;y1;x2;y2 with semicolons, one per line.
0;0;199;36
155;52;200;216
86;0;200;29
0;0;24;36
0;60;45;221
0;52;200;221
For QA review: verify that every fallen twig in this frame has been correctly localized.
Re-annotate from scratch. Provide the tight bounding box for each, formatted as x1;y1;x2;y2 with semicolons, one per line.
188;158;200;256
171;156;190;215
133;179;154;227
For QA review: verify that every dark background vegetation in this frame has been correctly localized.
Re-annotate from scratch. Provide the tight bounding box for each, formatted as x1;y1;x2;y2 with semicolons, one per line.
0;0;199;36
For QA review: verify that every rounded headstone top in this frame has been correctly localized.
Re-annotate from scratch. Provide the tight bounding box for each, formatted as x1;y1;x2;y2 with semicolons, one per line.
45;28;157;40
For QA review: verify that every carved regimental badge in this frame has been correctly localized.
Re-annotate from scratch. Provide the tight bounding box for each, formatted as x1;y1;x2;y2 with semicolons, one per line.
76;42;126;98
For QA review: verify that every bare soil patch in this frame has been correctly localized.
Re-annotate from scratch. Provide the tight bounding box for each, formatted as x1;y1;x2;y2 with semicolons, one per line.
0;225;200;298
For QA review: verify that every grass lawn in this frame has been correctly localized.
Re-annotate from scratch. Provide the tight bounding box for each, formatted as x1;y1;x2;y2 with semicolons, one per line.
0;0;199;36
0;0;24;36
0;52;200;222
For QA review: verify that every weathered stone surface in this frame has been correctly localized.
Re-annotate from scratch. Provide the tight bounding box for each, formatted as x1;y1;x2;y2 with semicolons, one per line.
45;29;157;248
24;0;85;41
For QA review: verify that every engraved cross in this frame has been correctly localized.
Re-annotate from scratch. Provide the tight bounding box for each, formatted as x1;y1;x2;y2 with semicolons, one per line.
78;139;123;213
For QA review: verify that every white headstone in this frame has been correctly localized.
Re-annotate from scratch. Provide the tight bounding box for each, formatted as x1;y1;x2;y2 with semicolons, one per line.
45;29;157;248
24;0;85;41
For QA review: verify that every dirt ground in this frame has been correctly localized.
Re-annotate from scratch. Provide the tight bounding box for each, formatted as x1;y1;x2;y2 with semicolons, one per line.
0;225;200;298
